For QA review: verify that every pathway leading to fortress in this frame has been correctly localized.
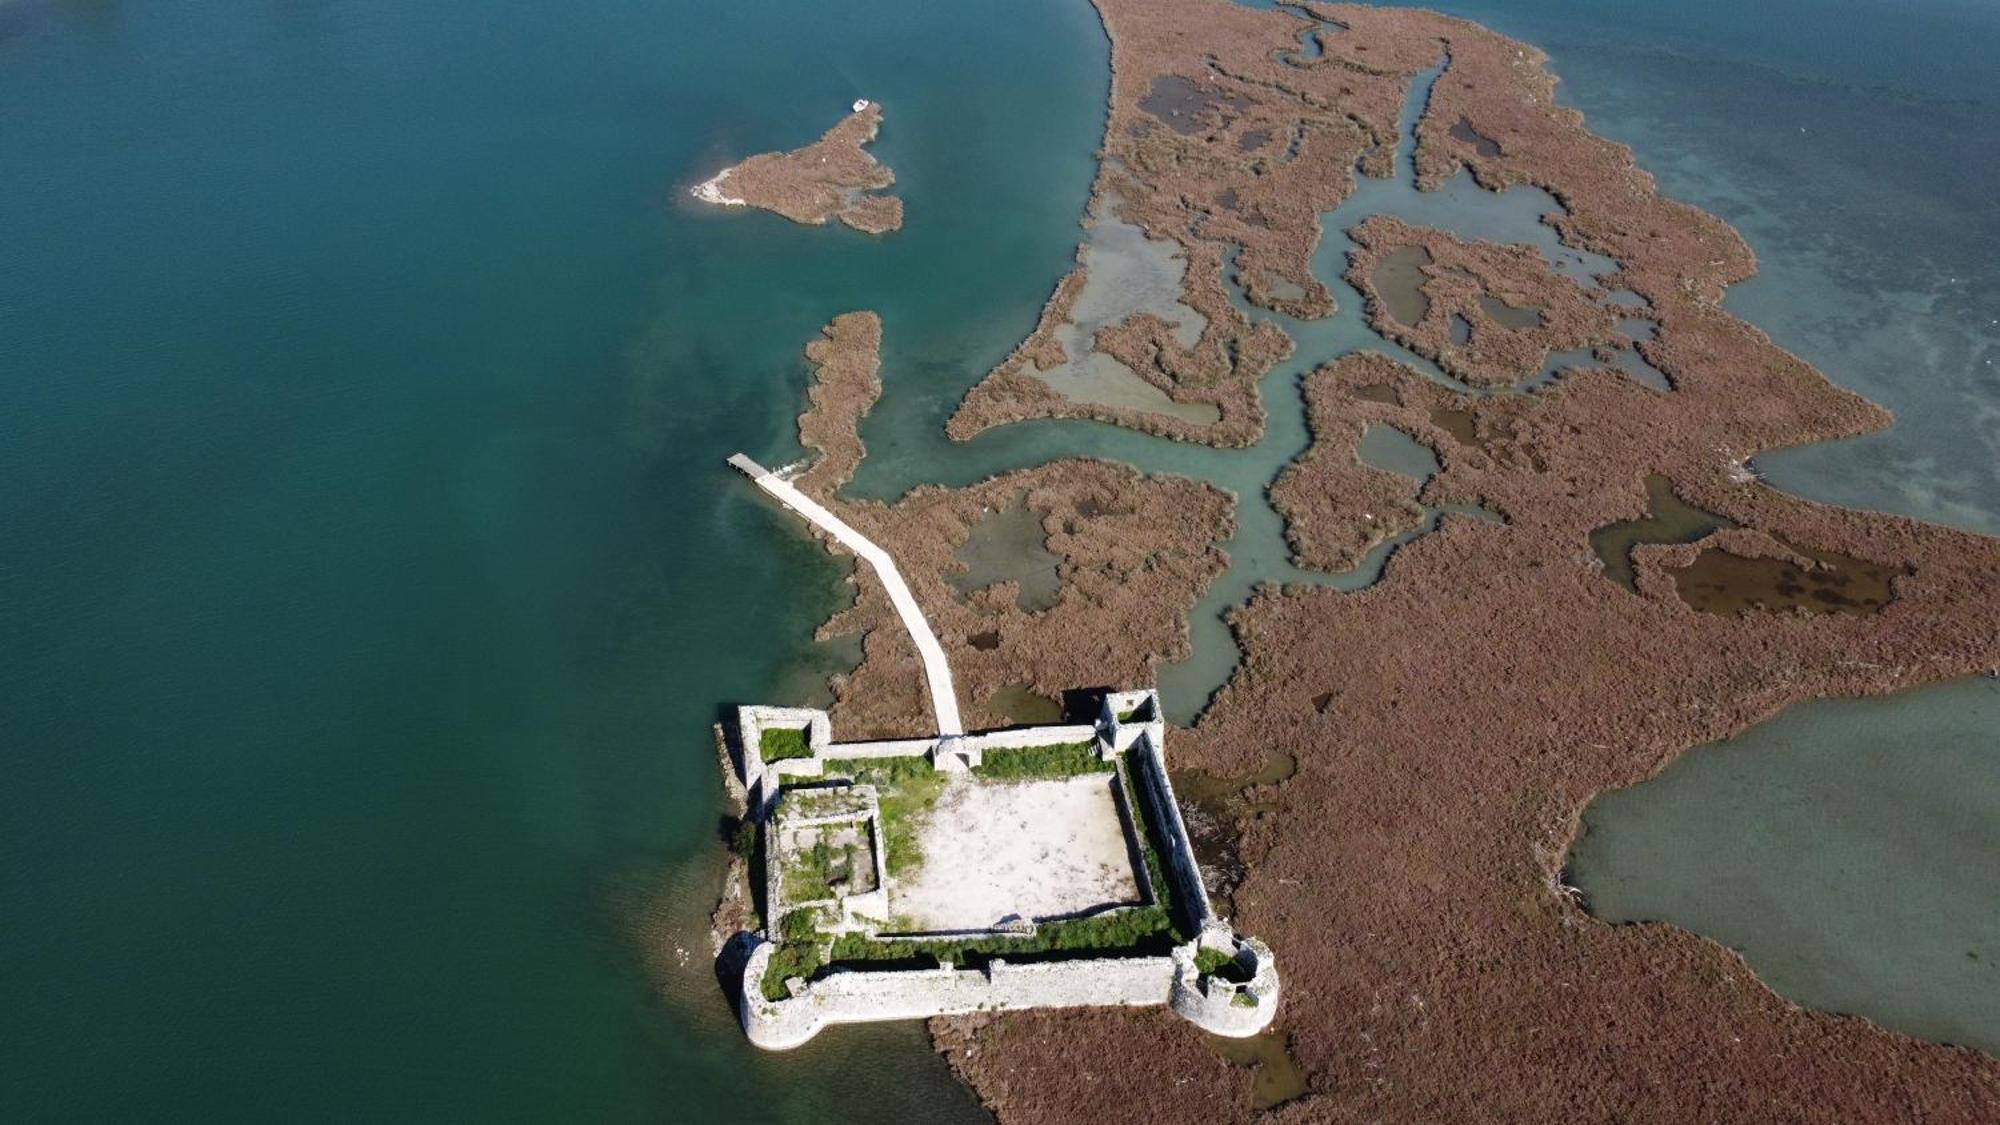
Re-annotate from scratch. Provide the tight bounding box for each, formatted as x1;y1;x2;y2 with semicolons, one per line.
728;453;965;736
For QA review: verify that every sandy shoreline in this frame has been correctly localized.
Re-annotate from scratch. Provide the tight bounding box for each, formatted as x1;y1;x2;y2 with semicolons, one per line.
688;172;745;207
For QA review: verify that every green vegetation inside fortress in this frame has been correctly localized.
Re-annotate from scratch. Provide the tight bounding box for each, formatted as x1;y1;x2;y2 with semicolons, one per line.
760;726;814;762
781;833;874;903
831;906;1177;965
1123;756;1188;935
1196;946;1252;982
971;740;1106;780
826;759;948;877
760;747;1196;1002
762;905;1179;1001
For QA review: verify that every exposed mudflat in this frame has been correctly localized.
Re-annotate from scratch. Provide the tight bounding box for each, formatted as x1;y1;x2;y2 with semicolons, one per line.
1589;473;1735;591
1670;537;1907;617
984;207;1230;428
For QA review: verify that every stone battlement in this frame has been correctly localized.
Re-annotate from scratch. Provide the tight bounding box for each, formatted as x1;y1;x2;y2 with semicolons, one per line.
724;688;1281;1049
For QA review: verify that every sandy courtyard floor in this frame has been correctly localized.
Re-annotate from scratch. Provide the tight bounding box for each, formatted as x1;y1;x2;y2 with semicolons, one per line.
892;773;1143;932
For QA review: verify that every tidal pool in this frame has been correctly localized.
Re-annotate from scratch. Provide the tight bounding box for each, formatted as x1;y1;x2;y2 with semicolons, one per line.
1567;676;2000;1055
949;496;1064;612
1428;404;1482;448
1448;116;1503;158
1025;203;1222;426
989;683;1064;726
1587;473;1734;592
1372;245;1434;325
1477;294;1543;329
1671;540;1906;616
1356;422;1440;481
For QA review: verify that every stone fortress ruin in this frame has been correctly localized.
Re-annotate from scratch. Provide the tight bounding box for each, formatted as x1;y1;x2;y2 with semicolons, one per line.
719;451;1278;1048
726;689;1280;1050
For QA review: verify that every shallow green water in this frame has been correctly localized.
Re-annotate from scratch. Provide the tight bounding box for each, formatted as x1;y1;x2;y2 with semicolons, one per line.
1567;678;2000;1054
3;0;1998;1116
1412;0;2000;1058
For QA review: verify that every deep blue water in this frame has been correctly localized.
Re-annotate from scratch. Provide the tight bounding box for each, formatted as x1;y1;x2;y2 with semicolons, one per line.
2;0;1995;1116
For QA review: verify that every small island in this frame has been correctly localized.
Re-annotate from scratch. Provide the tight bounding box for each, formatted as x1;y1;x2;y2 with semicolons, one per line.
691;99;903;234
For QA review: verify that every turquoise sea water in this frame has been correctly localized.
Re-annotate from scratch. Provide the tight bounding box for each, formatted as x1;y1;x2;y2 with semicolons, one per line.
3;0;1996;1117
0;0;1100;1117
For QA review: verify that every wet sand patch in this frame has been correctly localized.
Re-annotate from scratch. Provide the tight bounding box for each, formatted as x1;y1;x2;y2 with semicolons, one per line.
1672;542;1907;616
1588;474;1735;592
1351;381;1401;404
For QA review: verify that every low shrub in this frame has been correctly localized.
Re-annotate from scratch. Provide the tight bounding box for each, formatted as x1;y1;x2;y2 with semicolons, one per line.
759;726;813;762
973;740;1105;780
759;941;823;1002
728;818;758;862
825;905;1176;970
827;758;946;877
1195;946;1251;982
780;908;819;944
824;756;933;783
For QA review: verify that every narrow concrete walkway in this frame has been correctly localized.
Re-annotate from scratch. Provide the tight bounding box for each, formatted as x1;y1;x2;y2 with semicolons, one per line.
729;454;964;735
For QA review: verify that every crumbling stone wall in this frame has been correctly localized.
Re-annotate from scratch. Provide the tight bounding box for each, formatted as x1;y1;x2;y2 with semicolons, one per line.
741;943;1178;1050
